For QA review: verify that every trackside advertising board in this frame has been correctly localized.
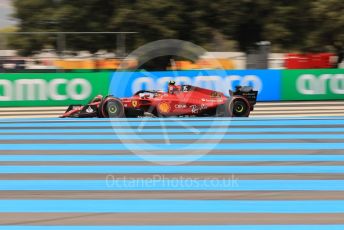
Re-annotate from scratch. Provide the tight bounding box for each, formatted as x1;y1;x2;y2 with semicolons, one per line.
2;69;342;107
110;70;281;101
0;73;110;106
281;69;344;100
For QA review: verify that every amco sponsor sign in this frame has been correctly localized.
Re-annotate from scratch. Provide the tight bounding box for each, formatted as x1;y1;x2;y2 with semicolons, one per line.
110;70;281;101
282;69;344;100
0;73;109;106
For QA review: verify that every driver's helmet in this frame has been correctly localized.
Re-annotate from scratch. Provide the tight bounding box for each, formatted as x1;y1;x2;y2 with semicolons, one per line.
92;95;103;103
168;80;178;94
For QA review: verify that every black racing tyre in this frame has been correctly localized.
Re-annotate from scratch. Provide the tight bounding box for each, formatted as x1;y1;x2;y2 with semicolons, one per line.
99;97;125;118
231;98;250;117
217;98;250;117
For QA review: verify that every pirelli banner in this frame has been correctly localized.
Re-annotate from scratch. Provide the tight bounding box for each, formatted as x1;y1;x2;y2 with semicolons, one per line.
0;73;110;106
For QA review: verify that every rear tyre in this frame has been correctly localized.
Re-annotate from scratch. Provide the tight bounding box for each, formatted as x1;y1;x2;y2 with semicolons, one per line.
231;98;250;117
99;97;125;118
218;97;250;117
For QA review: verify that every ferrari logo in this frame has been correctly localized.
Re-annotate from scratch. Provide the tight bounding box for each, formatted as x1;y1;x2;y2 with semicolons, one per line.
132;100;138;107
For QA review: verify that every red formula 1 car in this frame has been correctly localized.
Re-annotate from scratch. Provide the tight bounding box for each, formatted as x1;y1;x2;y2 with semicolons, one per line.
60;85;258;118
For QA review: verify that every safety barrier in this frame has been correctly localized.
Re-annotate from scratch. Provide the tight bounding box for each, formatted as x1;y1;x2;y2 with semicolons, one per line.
281;69;344;100
0;69;343;106
0;72;109;106
109;69;344;101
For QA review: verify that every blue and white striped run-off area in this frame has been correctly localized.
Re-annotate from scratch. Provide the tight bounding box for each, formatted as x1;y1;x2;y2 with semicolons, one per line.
0;116;344;229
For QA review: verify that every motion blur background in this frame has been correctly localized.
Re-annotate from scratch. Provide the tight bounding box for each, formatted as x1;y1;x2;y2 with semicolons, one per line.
0;0;343;71
0;0;343;110
2;2;344;229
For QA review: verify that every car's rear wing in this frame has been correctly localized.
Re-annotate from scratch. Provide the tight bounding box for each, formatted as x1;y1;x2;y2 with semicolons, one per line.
230;86;258;107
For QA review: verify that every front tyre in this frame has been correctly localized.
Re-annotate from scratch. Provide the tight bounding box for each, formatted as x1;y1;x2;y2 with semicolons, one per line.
99;97;125;118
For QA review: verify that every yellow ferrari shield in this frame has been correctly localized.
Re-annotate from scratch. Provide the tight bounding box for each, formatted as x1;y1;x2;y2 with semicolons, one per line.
132;100;138;107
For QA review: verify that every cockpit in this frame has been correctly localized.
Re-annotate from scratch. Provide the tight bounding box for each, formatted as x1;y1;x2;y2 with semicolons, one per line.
133;85;194;98
134;90;162;99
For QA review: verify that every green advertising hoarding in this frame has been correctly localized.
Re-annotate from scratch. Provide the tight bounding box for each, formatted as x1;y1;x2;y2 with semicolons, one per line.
0;72;110;106
282;69;344;100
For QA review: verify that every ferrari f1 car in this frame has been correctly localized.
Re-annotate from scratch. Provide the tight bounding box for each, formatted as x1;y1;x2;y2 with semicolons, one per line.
60;85;258;118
